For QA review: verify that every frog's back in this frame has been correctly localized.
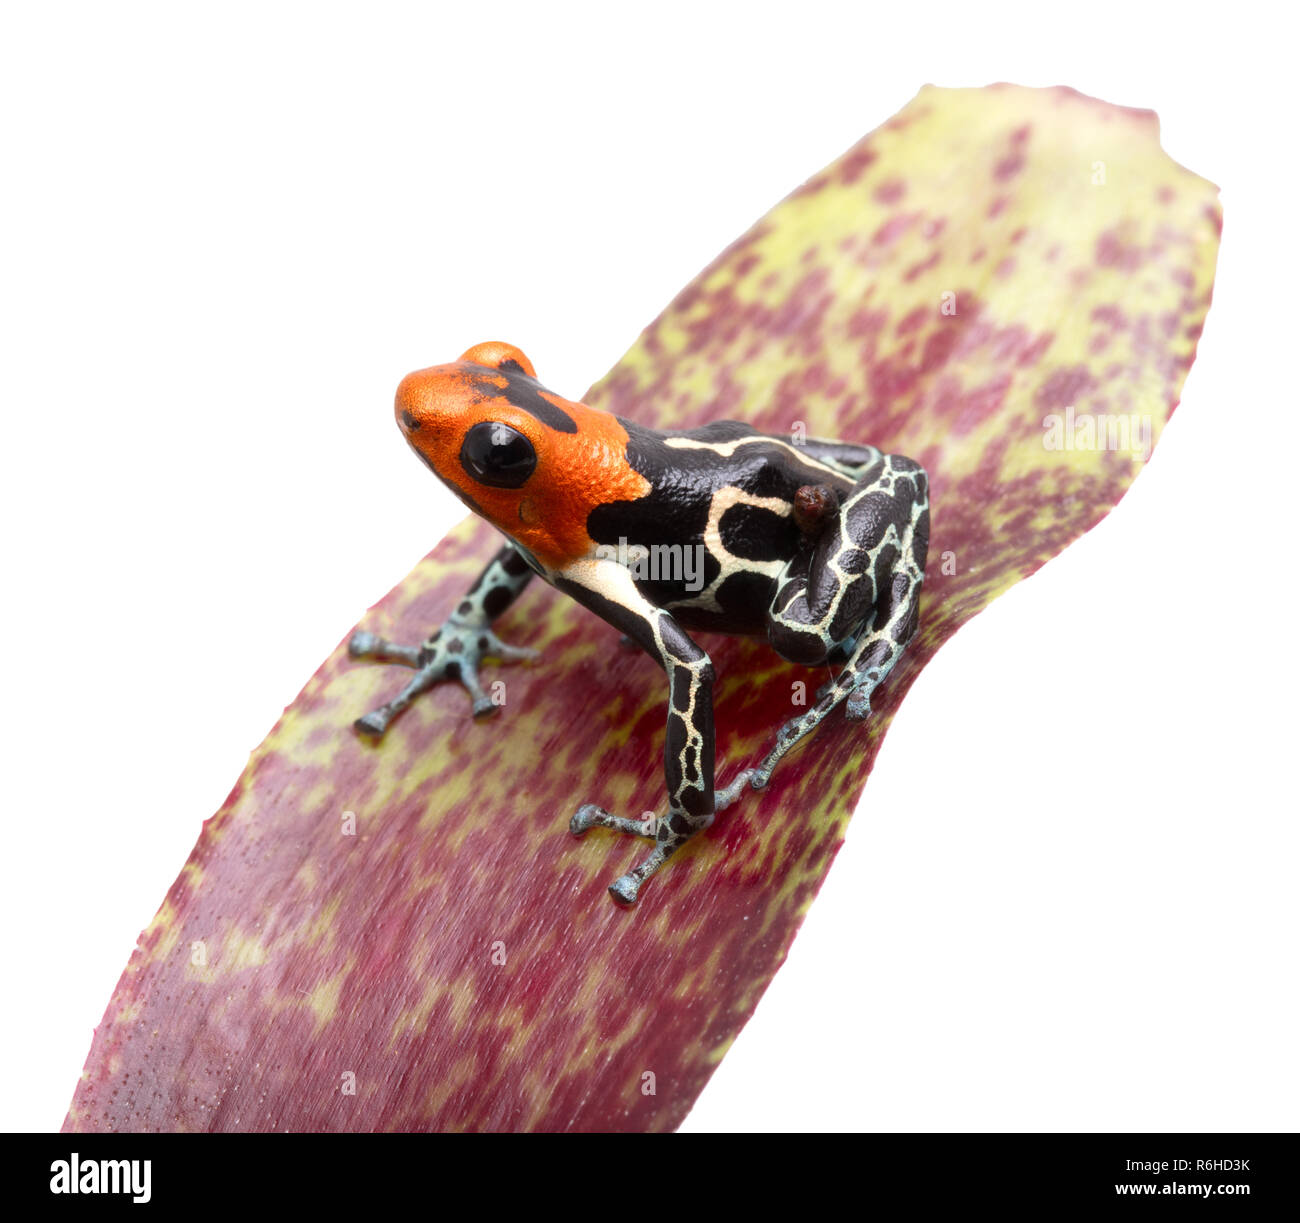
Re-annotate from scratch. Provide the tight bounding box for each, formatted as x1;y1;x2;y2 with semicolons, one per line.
580;419;862;633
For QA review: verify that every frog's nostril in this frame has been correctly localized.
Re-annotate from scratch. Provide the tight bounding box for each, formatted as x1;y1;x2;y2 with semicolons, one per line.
400;409;421;432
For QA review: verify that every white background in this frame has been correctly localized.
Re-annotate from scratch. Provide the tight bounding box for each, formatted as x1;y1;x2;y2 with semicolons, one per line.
2;1;1295;1133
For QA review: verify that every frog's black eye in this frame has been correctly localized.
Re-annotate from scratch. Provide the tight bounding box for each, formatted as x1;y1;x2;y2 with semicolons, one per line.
459;421;536;489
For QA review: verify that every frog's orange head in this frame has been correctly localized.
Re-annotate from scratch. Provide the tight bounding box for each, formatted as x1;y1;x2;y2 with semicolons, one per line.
394;342;649;569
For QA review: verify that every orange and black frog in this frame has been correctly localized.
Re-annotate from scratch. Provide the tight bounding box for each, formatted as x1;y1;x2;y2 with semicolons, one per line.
351;342;929;904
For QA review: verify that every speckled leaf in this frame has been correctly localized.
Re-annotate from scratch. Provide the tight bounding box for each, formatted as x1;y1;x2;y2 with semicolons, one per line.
65;85;1220;1132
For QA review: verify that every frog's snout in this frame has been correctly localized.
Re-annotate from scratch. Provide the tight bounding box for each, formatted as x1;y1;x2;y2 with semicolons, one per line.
395;371;432;437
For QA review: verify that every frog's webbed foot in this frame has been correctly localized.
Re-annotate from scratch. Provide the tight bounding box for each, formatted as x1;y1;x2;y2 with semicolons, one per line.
570;770;754;905
349;618;539;738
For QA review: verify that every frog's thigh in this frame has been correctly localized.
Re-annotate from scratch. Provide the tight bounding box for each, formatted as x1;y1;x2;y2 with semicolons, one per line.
766;475;906;666
752;459;929;788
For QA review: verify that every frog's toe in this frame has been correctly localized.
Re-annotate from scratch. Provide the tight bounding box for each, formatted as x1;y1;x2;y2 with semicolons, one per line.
750;709;822;789
348;630;378;657
347;630;422;667
453;661;505;720
569;804;607;836
352;656;448;740
477;627;540;665
845;685;872;721
713;768;755;810
608;872;642;906
353;710;392;738
604;843;674;906
569;805;655;839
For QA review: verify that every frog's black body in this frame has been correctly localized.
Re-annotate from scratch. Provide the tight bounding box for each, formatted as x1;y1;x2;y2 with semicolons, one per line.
349;343;930;905
587;419;859;634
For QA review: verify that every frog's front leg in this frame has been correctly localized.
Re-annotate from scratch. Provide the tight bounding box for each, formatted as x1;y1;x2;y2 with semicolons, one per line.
559;559;733;905
349;543;538;737
753;455;930;788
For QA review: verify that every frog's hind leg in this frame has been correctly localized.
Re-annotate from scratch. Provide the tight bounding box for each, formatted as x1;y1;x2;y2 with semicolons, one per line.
753;456;929;789
752;612;915;789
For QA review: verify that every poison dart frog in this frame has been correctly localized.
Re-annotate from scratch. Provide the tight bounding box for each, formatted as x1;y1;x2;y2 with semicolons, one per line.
350;342;930;904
